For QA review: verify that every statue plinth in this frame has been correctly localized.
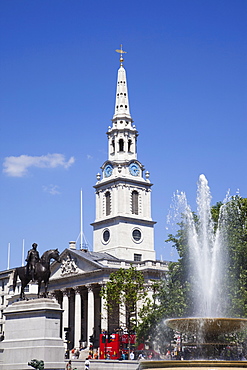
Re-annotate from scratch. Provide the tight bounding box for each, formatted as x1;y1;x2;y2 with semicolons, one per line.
0;298;65;370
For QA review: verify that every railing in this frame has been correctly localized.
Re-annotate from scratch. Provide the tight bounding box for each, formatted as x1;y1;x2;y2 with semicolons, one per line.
101;259;169;269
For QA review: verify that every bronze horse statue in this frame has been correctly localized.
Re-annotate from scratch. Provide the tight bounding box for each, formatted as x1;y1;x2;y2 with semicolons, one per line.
13;249;61;300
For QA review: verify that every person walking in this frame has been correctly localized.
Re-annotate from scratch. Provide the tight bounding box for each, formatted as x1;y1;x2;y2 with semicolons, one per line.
65;360;72;370
84;357;90;370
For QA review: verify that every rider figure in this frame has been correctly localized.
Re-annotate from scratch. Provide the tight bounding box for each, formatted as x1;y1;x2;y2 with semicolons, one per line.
26;243;40;282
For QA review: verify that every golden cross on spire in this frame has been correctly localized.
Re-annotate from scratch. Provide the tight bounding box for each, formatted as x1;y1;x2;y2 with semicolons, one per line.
115;44;127;66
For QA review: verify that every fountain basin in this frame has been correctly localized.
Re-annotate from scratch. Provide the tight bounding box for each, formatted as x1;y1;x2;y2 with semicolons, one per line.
139;360;247;369
165;318;247;337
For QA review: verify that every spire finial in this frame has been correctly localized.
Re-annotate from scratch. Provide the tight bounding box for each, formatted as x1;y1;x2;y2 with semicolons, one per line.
115;44;127;66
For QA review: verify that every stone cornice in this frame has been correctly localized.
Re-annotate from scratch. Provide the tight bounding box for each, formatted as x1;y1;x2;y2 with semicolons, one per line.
94;177;153;190
48;264;167;293
91;215;156;227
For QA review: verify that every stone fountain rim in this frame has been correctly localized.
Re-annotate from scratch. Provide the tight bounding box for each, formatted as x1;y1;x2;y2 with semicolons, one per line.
165;317;247;321
165;317;247;335
139;359;247;369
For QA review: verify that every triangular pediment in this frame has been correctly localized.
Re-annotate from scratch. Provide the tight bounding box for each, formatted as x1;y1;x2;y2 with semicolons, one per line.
49;248;119;281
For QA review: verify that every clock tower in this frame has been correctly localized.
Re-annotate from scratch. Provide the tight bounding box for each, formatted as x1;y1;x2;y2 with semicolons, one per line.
91;47;156;261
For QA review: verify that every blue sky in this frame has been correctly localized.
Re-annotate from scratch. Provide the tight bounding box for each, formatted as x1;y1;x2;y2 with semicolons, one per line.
0;0;246;271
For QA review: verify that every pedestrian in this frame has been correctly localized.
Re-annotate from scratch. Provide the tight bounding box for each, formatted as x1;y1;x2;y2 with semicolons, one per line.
71;348;76;359
84;357;90;370
138;353;144;360
65;360;72;370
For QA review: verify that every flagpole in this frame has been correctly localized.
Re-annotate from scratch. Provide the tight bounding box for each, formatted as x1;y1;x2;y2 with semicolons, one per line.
80;189;83;249
7;243;10;270
22;239;25;266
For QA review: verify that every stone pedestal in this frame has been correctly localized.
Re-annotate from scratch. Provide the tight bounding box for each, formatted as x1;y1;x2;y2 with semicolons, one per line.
1;298;65;370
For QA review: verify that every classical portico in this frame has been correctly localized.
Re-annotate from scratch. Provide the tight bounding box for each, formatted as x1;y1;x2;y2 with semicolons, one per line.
48;247;168;350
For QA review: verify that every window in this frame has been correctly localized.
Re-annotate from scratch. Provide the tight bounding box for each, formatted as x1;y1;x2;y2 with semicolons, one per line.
105;191;111;216
112;139;115;153
103;229;110;243
134;254;142;262
119;139;124;152
132;229;142;242
132;191;139;215
128;139;132;152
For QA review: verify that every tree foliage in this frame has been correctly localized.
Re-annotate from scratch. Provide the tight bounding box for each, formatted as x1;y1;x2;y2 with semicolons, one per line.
101;265;147;333
225;197;247;316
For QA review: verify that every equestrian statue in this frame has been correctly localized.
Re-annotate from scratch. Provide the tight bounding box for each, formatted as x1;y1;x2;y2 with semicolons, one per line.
13;243;61;300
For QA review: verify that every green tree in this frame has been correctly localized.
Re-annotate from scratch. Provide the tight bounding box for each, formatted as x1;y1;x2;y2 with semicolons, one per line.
137;269;189;353
101;265;147;337
225;197;247;316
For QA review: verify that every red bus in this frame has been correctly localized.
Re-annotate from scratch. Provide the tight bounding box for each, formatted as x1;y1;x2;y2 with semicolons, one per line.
99;333;136;359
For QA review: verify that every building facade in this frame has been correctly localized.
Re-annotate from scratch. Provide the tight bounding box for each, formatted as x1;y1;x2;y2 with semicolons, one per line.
0;50;168;353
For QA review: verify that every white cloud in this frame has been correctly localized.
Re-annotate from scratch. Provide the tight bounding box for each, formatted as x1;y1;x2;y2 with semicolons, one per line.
42;184;61;195
3;153;75;177
87;154;93;160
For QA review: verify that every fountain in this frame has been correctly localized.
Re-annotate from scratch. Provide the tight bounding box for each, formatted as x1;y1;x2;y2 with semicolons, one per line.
140;175;247;369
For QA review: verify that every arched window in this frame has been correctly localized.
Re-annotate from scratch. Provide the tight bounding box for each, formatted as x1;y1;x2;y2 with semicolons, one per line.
119;139;124;152
132;191;139;215
105;191;111;216
128;139;132;152
112;139;115;153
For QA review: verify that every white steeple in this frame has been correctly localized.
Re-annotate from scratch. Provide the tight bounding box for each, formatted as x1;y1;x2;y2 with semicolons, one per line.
113;46;131;121
92;47;156;261
106;46;138;163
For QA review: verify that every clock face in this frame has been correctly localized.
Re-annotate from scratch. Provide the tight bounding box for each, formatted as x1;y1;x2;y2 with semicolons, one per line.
104;164;113;178
129;163;140;176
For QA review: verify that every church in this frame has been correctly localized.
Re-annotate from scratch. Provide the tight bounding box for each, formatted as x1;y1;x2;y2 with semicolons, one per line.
0;49;168;352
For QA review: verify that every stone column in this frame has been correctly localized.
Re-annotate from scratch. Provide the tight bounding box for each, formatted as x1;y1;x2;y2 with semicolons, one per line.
100;286;108;332
62;289;69;343
87;284;94;346
74;286;82;349
119;301;126;328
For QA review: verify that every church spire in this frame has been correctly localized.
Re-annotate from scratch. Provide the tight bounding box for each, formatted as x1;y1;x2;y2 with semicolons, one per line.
113;45;131;121
92;47;156;261
106;46;137;162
